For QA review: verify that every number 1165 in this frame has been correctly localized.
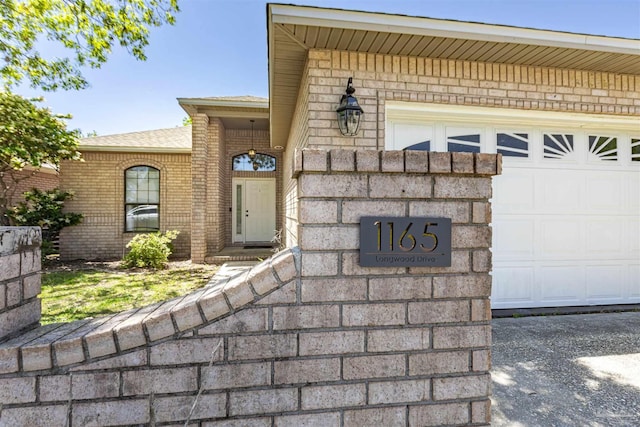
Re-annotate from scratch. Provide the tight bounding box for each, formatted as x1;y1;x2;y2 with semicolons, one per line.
374;221;438;252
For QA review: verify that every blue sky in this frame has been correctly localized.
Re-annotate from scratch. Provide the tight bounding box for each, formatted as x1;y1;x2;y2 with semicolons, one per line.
20;0;640;136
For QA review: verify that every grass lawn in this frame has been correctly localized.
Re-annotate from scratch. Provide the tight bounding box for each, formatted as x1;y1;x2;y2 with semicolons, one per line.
41;260;219;324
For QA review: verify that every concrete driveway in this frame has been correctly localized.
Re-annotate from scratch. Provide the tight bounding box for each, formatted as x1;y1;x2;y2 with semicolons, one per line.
491;312;640;426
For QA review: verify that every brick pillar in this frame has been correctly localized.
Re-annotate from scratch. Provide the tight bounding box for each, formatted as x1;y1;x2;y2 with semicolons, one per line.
0;227;42;340
191;113;209;263
294;148;501;426
206;118;225;254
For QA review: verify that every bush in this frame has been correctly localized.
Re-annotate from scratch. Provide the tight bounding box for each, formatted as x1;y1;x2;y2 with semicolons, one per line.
123;230;179;269
9;188;83;259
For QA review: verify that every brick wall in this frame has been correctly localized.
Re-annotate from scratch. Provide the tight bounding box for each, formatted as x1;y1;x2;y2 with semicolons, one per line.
302;49;639;150
205;117;225;256
191;113;210;263
0;149;500;426
291;149;498;426
59;151;191;260
0;227;41;341
281;61;308;249
285;47;638;250
2;167;59;207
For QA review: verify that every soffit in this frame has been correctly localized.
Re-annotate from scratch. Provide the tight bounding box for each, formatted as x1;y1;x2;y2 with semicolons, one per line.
178;96;270;130
268;4;640;148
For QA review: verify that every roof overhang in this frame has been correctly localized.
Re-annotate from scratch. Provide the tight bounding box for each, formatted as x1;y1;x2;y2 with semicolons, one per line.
178;97;270;131
268;3;640;148
178;97;269;112
79;145;192;154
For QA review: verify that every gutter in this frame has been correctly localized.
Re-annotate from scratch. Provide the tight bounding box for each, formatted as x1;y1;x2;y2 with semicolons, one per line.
269;4;640;55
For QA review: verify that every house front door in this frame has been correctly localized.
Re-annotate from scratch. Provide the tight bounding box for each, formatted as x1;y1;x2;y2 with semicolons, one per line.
232;178;276;243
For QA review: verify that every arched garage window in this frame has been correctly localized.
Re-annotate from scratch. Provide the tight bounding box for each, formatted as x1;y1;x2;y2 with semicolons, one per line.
125;166;159;232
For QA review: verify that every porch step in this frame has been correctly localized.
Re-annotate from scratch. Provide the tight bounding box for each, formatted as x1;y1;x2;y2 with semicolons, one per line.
205;247;276;264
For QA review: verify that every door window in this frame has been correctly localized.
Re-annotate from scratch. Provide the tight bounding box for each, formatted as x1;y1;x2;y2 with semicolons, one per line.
232;153;276;171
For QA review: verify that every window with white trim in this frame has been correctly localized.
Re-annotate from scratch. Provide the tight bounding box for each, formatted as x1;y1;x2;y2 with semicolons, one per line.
125;166;159;232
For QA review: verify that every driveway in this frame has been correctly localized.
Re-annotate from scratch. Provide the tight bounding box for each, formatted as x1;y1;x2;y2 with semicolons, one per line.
491;312;640;426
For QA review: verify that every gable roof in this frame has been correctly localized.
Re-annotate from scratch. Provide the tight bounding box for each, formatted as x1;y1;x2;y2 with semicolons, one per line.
267;3;640;148
80;126;192;153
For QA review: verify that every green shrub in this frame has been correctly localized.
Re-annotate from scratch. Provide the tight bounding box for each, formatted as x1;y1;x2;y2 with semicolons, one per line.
123;230;179;269
9;188;83;260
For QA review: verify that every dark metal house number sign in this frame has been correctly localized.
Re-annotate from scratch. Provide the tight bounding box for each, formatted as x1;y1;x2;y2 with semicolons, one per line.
359;217;452;267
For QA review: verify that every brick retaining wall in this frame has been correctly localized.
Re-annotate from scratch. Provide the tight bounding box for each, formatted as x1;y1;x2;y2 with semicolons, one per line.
0;227;42;341
0;150;500;426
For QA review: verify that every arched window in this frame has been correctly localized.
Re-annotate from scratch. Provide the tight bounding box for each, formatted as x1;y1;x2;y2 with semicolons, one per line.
232;153;276;171
125;166;159;232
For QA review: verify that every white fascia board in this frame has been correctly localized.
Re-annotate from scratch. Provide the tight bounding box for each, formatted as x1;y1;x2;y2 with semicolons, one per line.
267;5;277;146
177;98;269;109
269;4;640;55
80;145;191;154
386;101;640;132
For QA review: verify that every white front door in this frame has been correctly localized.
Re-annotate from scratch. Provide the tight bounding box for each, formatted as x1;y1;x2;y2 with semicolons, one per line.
232;178;276;243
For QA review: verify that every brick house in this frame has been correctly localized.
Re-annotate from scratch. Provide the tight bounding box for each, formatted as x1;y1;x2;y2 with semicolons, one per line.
60;97;279;261
2;166;59;207
60;4;639;310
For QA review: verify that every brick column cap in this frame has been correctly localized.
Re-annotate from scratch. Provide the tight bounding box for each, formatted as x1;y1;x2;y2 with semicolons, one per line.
293;149;502;177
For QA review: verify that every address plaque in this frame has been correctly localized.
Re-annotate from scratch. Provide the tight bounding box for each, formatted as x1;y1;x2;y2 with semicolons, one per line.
359;217;452;267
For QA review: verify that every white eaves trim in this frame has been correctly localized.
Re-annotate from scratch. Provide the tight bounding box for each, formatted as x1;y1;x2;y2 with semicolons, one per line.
269;4;640;55
387;101;640;132
177;98;269;109
79;145;191;154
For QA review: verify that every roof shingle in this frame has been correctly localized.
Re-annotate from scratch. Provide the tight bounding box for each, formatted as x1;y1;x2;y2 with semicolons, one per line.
80;126;192;152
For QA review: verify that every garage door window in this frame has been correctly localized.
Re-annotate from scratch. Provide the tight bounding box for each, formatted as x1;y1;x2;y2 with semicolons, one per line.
447;128;481;153
588;136;618;161
497;133;529;158
543;133;574;160
632;138;640;161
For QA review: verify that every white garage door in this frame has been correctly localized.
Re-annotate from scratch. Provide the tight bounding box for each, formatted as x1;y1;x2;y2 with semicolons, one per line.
387;103;640;309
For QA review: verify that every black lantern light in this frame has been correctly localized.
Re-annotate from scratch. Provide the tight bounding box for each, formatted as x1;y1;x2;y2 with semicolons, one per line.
336;77;363;136
248;119;257;160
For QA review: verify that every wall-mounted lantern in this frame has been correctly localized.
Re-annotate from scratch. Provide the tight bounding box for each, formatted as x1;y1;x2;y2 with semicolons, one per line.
336;77;363;136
